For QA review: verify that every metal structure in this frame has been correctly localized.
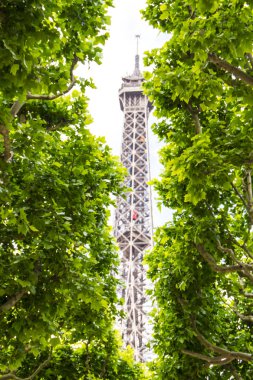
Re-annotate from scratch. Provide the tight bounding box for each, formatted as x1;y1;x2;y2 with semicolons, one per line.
114;36;153;362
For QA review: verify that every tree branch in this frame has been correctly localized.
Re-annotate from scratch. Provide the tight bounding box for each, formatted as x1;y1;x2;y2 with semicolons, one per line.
197;243;253;283
208;53;253;87
182;350;233;365
244;292;253;299
185;102;202;134
0;356;51;380
233;309;253;323
231;182;248;211
245;169;253;224
26;56;78;101
217;242;253;270
224;298;253;323
180;307;252;367
10;101;24;117
0;290;27;313
196;244;245;273
193;323;252;362
3;56;79;159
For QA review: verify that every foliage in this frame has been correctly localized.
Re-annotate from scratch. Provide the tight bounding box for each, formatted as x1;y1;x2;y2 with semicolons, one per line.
0;0;111;100
0;1;141;378
142;0;253;378
16;332;149;380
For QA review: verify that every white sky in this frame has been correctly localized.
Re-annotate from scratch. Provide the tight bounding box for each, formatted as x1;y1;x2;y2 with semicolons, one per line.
81;0;171;227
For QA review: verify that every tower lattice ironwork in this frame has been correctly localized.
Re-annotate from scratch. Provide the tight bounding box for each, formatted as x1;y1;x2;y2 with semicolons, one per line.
114;37;153;362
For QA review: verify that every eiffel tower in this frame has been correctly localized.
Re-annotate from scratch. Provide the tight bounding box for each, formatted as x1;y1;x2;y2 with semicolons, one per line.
114;36;153;362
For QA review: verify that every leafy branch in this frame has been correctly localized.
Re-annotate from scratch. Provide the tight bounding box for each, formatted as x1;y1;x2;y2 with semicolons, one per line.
178;300;253;365
0;356;51;380
1;56;79;162
10;57;78;117
193;324;252;362
232;240;253;261
182;322;252;364
26;56;78;101
196;243;253;282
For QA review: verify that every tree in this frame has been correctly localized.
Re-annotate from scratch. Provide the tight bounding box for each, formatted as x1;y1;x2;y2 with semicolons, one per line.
0;1;131;378
142;0;253;378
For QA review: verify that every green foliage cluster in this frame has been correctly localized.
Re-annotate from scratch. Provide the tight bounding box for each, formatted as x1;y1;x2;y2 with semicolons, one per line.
142;0;253;378
0;1;148;379
17;333;148;380
0;0;111;100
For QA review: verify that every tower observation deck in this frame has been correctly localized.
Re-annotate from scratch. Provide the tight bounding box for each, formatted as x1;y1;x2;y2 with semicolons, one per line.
114;36;153;362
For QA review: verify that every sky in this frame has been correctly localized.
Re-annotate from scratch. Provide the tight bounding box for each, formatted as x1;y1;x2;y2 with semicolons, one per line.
80;0;171;227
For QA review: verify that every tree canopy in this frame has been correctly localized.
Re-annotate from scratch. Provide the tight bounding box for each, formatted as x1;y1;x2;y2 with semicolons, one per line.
0;1;147;378
142;0;253;378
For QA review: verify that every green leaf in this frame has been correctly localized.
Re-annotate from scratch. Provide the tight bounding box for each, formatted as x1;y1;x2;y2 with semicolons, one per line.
10;64;19;75
29;225;39;232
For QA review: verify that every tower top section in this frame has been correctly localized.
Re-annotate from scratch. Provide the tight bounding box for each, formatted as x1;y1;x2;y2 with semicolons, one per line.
118;36;152;112
120;35;143;89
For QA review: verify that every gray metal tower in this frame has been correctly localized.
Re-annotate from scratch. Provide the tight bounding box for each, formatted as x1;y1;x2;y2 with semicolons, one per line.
114;36;153;362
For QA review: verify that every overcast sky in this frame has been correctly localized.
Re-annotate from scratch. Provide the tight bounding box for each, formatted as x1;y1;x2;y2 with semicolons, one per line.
81;0;171;227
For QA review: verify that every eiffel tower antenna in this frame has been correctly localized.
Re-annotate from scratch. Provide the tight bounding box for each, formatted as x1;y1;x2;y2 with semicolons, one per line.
135;34;140;55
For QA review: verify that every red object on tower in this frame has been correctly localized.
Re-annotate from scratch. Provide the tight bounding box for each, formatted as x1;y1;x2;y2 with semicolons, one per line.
132;210;138;220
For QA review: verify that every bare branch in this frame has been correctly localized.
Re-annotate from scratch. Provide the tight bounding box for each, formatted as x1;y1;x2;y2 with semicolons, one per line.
0;356;51;380
197;243;253;283
233;309;253;323
193;324;252;362
208;53;253;87
27;56;78;101
180;308;252;366
244;292;253;299
0;290;27;313
217;243;253;270
10;101;24;117
182;350;233;365
245;169;253;224
0;124;12;162
196;244;244;273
